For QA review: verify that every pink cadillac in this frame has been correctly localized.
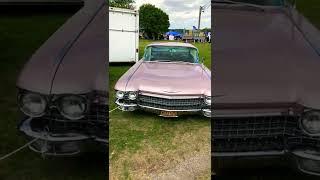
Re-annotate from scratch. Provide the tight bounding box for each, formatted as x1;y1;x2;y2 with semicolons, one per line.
114;42;211;117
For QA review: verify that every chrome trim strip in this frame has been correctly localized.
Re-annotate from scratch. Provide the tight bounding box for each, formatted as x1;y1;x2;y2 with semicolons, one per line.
20;118;89;141
292;150;320;161
203;109;212;117
139;92;203;99
297;166;320;177
138;104;202;112
115;99;137;107
19;118;107;142
292;150;320;176
95;138;108;143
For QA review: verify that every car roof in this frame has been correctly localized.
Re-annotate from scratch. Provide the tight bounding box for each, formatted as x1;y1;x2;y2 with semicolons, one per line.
147;42;197;49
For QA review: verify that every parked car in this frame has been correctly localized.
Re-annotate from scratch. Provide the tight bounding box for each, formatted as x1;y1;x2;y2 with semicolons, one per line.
114;42;211;118
16;0;107;156
212;0;320;176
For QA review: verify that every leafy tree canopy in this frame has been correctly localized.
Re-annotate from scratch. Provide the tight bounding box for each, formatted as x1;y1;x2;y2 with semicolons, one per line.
139;4;170;39
109;0;135;9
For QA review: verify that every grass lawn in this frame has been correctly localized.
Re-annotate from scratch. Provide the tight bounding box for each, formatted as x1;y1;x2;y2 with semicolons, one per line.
0;14;105;180
296;0;320;29
109;39;211;179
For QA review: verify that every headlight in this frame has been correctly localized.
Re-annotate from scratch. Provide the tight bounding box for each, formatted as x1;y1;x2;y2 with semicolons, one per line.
116;91;125;99
204;96;211;105
19;93;47;117
59;95;87;120
301;111;320;135
128;92;138;100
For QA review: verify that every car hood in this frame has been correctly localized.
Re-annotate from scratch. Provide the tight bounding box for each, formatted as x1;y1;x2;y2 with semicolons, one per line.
16;0;107;95
116;61;211;96
213;7;320;109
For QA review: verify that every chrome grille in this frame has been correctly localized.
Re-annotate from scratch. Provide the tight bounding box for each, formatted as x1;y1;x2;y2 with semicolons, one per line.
213;116;299;138
212;115;311;152
138;95;204;110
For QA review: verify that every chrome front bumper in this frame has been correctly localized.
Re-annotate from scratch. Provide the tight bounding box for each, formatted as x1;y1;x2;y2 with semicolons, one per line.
18;118;107;156
115;99;212;117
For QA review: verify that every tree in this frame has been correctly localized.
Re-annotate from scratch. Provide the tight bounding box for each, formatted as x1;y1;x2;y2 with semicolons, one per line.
139;4;170;40
201;28;211;33
109;0;135;9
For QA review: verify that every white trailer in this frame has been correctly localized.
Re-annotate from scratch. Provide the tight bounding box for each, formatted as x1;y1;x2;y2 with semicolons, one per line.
109;7;139;62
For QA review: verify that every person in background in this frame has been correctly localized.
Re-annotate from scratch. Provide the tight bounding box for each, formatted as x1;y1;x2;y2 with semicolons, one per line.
207;31;211;43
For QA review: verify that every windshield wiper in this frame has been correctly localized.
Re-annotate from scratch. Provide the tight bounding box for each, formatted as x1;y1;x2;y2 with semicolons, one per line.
212;0;267;11
147;60;172;63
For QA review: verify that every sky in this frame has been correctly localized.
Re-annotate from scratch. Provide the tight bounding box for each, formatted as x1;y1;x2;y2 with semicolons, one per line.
134;0;211;30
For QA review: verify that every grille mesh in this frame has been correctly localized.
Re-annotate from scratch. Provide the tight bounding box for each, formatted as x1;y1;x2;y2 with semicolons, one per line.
213;116;299;138
138;95;204;110
212;115;320;153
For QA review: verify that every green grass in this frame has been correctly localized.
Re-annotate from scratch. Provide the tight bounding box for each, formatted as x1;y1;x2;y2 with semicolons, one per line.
0;14;105;180
296;0;320;29
109;39;211;179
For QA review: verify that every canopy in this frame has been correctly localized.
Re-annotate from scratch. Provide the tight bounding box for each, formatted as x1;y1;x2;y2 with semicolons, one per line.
166;31;182;37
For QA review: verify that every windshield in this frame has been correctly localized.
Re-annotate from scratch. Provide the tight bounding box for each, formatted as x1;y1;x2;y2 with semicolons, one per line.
214;0;284;6
143;46;199;63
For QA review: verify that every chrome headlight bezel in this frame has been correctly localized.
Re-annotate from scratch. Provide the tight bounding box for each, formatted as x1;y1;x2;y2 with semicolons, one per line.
204;96;211;106
116;91;138;100
300;110;320;136
58;95;88;120
116;91;125;99
128;91;138;100
18;92;47;117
